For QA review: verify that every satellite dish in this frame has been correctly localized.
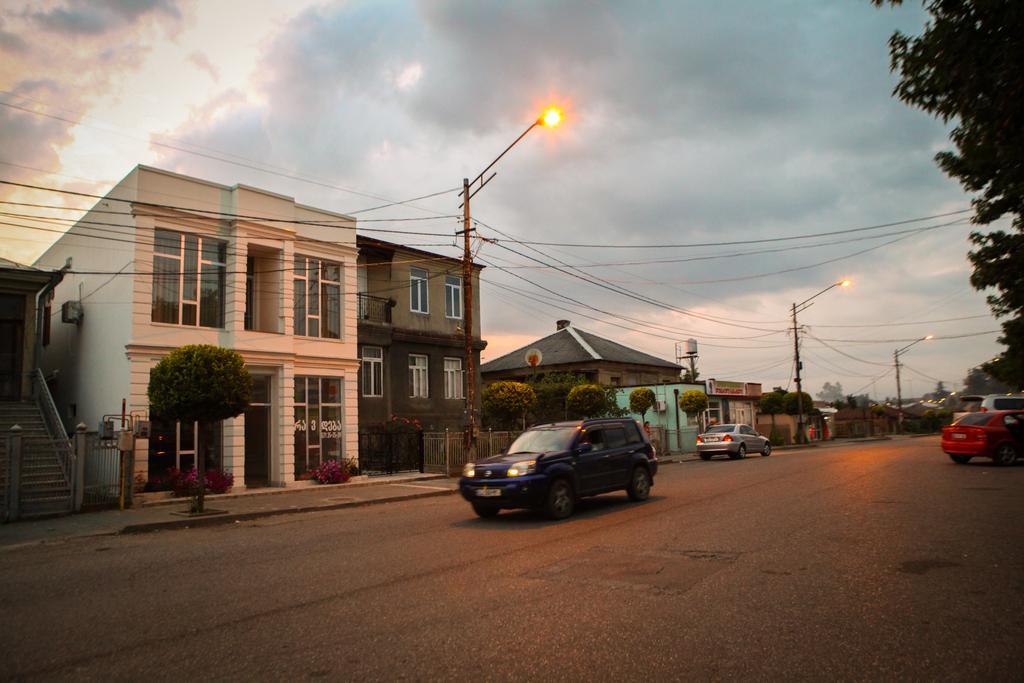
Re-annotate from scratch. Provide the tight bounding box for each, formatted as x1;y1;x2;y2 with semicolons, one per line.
525;348;543;368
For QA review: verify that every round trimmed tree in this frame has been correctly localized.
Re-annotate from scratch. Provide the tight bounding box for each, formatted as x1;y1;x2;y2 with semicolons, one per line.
629;387;656;423
482;381;536;430
148;344;252;513
679;390;709;430
566;383;608;418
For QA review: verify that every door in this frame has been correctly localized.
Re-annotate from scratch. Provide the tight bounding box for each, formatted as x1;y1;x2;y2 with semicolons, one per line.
574;426;608;494
602;425;634;487
0;294;25;400
244;375;272;487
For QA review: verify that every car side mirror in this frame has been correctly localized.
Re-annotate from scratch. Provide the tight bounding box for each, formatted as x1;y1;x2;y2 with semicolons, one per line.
575;442;593;454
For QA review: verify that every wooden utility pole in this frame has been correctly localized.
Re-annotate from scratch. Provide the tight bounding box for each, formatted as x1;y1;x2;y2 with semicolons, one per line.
894;349;904;434
462;177;476;458
792;303;805;444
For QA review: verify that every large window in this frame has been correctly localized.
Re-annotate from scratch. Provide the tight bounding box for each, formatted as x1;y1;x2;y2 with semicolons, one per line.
409;354;429;398
294;376;344;477
147;417;223;477
445;275;462;319
410;267;428;314
361;346;383;397
444;357;463;399
152;229;226;327
294;255;342;338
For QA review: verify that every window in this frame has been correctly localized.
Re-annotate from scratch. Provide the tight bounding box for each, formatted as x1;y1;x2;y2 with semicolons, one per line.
606;427;628;449
294;255;342;338
445;275;462;319
147;416;223;477
409;354;429;398
294;376;344;477
361;346;383;397
151;229;226;327
444;357;463;399
410;267;428;313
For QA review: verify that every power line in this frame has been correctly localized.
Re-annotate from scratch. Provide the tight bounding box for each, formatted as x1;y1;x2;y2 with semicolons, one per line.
488;209;973;249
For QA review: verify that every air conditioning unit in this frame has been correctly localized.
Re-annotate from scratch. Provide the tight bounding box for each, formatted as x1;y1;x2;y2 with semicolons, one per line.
655;400;668;412
61;300;83;324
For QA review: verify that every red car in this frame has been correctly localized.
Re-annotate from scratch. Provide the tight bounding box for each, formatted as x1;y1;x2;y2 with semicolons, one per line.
941;410;1024;466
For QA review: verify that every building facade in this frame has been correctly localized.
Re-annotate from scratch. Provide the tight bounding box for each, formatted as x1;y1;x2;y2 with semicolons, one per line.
0;258;63;401
36;166;360;489
356;236;484;431
705;379;762;427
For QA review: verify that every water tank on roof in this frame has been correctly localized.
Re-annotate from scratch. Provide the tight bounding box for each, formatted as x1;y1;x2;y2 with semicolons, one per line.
686;338;698;355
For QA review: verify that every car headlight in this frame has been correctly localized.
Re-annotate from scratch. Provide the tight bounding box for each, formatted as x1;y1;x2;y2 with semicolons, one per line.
506;460;536;477
463;463;475;478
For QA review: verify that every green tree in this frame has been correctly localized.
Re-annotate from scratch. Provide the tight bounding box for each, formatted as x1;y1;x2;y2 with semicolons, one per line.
874;0;1024;389
628;387;656;423
678;390;708;428
681;368;701;383
758;390;786;430
962;366;1010;395
569;385;606;417
482;381;537;430
148;345;252;513
529;372;587;424
783;391;814;416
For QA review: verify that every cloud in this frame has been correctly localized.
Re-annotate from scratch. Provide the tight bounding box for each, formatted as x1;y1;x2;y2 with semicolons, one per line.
27;0;181;36
187;50;219;81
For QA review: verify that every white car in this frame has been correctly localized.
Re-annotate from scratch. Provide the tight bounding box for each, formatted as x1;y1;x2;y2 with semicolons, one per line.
955;394;1024;421
696;424;772;460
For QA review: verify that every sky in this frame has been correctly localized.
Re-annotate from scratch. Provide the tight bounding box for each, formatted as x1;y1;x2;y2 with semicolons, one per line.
0;0;1008;401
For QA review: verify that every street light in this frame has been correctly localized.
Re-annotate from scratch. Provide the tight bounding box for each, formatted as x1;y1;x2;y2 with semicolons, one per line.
894;334;933;434
459;106;563;459
791;278;851;443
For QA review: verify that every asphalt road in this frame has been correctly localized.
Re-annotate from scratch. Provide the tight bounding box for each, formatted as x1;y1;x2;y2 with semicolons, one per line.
1;437;1022;681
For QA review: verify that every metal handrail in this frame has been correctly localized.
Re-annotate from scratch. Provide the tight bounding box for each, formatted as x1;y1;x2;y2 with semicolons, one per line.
357;293;392;323
33;369;75;487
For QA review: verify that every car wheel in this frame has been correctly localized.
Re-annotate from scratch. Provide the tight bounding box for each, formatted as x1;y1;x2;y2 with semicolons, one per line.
729;443;746;460
699;452;713;461
948;454;972;465
761;442;772;456
627;466;652;501
471;502;500;518
544;478;575;520
993;443;1018;466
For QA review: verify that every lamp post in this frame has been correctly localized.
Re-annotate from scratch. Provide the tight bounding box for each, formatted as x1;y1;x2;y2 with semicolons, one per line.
791;279;851;443
460;107;562;458
894;334;933;434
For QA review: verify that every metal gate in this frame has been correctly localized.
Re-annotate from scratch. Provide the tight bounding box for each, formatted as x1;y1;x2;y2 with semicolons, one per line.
357;430;424;475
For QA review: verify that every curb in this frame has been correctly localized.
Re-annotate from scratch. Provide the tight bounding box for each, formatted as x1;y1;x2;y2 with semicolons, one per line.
120;488;458;534
138;473;448;508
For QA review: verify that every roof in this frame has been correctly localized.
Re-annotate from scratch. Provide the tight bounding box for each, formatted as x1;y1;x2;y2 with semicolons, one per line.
0;257;45;273
480;325;682;373
356;235;482;270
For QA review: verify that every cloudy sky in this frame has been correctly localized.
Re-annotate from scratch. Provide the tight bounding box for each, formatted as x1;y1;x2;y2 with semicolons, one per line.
0;0;1007;400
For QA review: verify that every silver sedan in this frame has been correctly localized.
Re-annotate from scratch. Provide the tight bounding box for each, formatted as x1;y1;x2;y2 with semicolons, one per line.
696;423;772;460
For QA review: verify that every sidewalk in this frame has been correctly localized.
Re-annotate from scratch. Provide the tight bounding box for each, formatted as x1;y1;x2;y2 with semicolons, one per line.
0;472;459;550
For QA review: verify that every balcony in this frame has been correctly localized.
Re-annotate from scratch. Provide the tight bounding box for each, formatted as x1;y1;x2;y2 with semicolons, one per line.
358;293;392;324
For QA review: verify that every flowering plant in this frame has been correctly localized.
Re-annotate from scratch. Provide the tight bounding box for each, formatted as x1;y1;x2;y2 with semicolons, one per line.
387;415;422;433
162;467;234;497
309;459;351;484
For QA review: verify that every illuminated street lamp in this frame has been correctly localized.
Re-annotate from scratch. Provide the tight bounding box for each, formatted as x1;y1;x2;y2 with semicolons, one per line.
459;107;563;458
791;278;852;443
894;334;933;434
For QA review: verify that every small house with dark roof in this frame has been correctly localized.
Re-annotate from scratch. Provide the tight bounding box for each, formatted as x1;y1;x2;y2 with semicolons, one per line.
480;320;682;386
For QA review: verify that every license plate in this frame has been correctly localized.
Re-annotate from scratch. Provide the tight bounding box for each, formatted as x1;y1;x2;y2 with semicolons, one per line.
476;488;501;497
952;433;966;440
705;436;720;442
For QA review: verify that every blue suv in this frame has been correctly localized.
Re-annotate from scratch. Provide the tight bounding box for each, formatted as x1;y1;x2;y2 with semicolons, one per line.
459;418;658;519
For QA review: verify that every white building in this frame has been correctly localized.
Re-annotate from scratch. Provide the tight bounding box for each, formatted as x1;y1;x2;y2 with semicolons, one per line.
36;166;359;489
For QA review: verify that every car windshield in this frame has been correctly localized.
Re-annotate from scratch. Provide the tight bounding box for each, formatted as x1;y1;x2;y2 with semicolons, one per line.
505;427;577;454
955;413;992;426
706;425;735;433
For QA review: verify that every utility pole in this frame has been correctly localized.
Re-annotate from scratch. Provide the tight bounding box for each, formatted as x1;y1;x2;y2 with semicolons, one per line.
894;348;903;435
461;177;476;459
791;302;805;444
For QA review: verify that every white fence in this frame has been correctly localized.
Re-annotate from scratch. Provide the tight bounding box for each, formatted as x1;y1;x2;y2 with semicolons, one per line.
423;430;519;475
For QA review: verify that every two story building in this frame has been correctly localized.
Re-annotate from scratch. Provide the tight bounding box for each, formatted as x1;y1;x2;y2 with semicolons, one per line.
36;165;360;489
356;236;484;431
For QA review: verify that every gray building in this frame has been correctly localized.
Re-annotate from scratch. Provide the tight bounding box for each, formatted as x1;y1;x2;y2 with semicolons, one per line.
356;236;485;430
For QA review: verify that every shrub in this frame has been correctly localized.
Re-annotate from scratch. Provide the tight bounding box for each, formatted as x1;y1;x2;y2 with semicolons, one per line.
162;467;234;497
769;427;785;446
629;387;656;422
310;459;351;484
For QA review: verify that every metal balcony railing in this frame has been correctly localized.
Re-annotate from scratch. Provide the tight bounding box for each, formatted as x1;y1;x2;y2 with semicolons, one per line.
357;293;392;323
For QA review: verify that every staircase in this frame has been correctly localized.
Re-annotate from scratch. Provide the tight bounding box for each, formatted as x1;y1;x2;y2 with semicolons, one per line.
0;401;73;518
